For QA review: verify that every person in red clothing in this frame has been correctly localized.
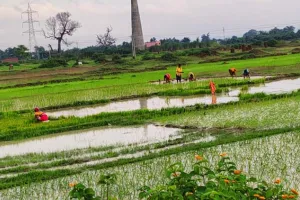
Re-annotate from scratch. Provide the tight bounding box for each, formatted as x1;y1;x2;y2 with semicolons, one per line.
164;73;171;83
209;81;216;95
34;107;49;122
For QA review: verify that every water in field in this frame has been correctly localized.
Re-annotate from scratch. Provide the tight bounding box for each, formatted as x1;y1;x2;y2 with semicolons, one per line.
47;78;300;118
47;95;239;118
230;77;300;96
2;131;299;200
0;125;180;158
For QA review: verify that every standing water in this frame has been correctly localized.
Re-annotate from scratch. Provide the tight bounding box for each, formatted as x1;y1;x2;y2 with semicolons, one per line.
47;95;238;118
0;125;180;158
229;77;300;96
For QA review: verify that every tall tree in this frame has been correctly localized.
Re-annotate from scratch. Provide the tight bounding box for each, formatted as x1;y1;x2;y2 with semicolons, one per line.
201;33;211;47
43;12;81;53
181;37;191;43
96;27;116;47
150;37;157;42
15;45;29;59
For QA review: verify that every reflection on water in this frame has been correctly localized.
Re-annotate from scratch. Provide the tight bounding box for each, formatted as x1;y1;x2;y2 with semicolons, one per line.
248;78;300;94
0;125;180;158
47;78;300;118
230;78;300;96
212;95;217;105
48;95;239;118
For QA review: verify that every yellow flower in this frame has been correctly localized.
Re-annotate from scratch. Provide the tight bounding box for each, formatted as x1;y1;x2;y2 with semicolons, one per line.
258;196;266;200
282;194;289;199
69;182;77;188
195;154;203;161
219;152;227;157
253;194;260;198
274;178;281;184
291;189;299;195
234;170;242;175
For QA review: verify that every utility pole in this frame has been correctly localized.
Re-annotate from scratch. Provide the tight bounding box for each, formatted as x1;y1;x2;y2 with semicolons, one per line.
131;0;145;51
132;36;136;59
22;3;41;58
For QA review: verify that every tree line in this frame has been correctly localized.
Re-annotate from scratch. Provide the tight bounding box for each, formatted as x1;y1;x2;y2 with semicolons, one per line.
1;10;300;60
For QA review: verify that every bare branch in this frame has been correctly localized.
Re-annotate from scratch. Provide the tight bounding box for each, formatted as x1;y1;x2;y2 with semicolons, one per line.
43;12;81;53
97;26;116;47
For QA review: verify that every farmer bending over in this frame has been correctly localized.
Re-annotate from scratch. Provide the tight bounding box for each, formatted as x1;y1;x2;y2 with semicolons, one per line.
34;107;49;122
229;68;237;78
243;69;250;79
188;72;195;82
164;73;171;83
176;64;183;83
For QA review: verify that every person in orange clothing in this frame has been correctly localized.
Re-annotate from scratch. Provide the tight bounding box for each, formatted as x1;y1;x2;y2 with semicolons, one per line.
164;73;171;83
209;81;216;95
228;68;237;78
34;107;49;122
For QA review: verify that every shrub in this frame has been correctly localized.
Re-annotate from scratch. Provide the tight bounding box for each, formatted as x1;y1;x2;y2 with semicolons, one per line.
68;155;298;200
92;53;107;63
291;48;300;54
174;51;188;57
142;53;156;60
139;155;298;200
185;48;218;57
125;59;143;66
39;59;68;68
267;39;278;47
69;173;117;200
161;52;179;62
112;54;124;64
241;53;256;59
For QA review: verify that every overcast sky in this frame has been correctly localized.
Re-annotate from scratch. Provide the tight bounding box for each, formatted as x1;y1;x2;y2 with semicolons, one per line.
0;0;300;50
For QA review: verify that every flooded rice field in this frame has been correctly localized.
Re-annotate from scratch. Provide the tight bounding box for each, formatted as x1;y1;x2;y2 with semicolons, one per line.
0;125;180;158
48;77;300;118
230;77;300;96
2;131;299;200
47;95;239;118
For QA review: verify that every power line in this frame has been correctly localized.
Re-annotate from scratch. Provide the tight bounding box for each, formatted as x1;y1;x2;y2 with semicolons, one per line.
22;3;41;53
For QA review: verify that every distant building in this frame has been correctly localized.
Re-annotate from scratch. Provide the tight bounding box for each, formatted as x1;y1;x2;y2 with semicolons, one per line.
2;57;19;63
145;41;161;48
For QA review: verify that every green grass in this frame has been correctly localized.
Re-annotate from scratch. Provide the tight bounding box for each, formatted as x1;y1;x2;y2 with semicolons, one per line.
0;63;39;72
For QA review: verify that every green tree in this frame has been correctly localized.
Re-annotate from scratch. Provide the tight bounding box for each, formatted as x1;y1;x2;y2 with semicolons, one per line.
15;45;29;59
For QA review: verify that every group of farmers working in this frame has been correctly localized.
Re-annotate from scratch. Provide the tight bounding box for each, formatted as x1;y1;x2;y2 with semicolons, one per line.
163;65;250;83
32;65;250;122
